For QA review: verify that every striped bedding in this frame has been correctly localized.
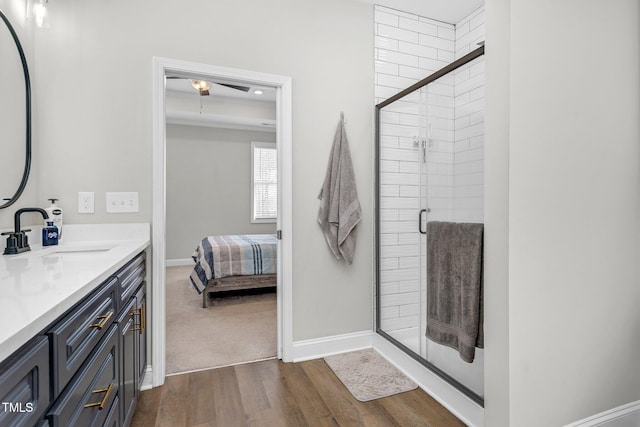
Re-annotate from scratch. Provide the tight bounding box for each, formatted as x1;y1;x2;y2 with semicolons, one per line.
190;234;277;293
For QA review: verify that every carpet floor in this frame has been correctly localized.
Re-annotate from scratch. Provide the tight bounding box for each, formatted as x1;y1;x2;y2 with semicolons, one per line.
165;266;277;375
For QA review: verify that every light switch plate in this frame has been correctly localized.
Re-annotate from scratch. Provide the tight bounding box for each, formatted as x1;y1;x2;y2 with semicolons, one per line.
106;192;139;213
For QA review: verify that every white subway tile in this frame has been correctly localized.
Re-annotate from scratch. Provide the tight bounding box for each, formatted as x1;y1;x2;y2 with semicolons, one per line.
399;256;420;270
437;49;455;63
379;110;400;125
419;34;454;51
378;24;420;44
470;10;485;30
400;17;438;36
398;232;420;245
380;159;399;172
400;185;420;198
380;268;420;285
378;49;420;67
438;26;456;41
375;36;400;51
418;57;451;73
381;171;419;185
379;210;400;223
381;315;419;331
399;41;438;59
380;306;399;319
378;73;419;91
379;196;420;210
380;184;400;197
375;85;399;100
380;257;400;271
379;220;415;234
399;303;420;317
392;153;419;170
375;61;400;77
376;10;399;27
456;21;470;37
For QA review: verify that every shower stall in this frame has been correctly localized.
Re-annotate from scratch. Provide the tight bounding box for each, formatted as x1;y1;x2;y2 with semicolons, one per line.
375;46;485;404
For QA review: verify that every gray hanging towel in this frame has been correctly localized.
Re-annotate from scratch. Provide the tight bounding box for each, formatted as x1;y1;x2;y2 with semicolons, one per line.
425;221;484;363
317;117;361;264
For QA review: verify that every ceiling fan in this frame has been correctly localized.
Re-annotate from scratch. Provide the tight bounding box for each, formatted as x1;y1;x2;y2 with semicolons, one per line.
166;77;251;96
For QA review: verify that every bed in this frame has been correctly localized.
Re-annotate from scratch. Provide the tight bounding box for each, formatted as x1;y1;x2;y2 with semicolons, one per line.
190;234;277;308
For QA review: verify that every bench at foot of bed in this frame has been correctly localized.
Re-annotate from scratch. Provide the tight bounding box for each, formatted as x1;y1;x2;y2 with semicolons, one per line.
202;274;277;308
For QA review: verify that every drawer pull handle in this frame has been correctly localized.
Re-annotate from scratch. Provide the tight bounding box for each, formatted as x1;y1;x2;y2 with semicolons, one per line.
130;304;146;333
84;383;113;410
88;311;113;330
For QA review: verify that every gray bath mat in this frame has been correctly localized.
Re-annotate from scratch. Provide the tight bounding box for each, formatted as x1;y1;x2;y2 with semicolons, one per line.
324;348;418;401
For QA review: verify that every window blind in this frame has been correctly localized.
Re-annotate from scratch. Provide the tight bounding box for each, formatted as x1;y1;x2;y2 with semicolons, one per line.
253;143;277;220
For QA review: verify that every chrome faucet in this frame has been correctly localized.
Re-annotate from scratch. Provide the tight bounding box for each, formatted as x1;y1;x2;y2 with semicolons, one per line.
2;208;49;255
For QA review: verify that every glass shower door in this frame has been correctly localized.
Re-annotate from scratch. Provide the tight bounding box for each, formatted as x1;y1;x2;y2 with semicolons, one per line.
376;51;485;403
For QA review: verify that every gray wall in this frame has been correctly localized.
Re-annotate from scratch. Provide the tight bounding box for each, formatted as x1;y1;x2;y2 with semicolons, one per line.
28;0;374;343
165;125;276;260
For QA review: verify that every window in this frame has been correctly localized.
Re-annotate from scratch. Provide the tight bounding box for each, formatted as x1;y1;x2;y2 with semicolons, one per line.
251;141;277;222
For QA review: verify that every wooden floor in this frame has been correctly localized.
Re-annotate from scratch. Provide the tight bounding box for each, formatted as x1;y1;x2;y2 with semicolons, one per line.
131;358;466;427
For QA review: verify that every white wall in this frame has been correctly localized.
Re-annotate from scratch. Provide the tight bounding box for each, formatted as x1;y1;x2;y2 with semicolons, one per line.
485;0;640;425
166;126;277;260
29;0;373;342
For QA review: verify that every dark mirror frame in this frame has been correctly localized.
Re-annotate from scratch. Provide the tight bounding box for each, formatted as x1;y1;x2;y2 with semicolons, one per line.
0;9;31;209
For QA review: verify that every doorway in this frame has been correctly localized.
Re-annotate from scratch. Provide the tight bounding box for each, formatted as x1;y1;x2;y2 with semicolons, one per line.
151;57;293;387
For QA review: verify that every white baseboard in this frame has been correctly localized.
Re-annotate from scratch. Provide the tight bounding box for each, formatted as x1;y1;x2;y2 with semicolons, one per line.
140;366;154;391
165;258;193;267
291;330;374;362
564;400;640;427
373;334;484;427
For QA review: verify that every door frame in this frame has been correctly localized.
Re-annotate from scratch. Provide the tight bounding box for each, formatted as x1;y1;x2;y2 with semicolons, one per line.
151;57;293;387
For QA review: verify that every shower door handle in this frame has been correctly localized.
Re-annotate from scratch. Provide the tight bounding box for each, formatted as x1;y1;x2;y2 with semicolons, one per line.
419;209;429;234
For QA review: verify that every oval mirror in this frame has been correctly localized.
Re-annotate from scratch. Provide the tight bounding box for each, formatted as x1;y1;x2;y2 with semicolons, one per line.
0;10;31;209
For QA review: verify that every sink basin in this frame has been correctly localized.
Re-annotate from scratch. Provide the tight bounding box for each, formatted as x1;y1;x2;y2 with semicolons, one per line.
50;243;117;253
11;242;118;259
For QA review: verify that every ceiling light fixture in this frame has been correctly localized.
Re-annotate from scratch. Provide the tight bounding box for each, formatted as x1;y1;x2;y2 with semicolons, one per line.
191;80;211;96
253;90;263;95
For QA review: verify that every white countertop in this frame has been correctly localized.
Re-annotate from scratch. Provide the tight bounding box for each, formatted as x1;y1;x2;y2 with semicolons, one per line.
0;223;150;363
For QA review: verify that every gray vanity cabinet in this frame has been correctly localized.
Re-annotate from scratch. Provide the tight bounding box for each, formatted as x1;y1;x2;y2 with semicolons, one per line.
0;336;51;427
0;250;147;427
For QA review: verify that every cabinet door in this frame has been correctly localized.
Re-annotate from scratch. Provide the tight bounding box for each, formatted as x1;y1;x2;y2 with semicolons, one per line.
115;252;145;311
135;283;147;388
47;325;119;427
48;277;118;396
118;297;137;427
0;336;50;427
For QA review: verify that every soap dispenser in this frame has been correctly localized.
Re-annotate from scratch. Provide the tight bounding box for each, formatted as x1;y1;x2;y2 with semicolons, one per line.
42;221;59;246
45;198;63;240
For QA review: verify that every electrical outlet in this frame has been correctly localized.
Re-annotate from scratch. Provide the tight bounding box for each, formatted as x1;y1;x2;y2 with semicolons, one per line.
78;192;94;213
106;192;139;213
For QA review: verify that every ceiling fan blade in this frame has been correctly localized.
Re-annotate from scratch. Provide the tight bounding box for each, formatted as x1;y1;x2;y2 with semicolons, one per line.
218;83;251;92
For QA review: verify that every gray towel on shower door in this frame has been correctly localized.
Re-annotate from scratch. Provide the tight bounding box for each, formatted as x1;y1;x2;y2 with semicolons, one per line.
317;118;361;264
425;221;484;363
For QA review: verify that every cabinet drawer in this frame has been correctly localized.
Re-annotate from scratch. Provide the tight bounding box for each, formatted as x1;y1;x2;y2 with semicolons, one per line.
0;336;50;427
46;324;119;427
48;278;118;396
115;252;145;310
